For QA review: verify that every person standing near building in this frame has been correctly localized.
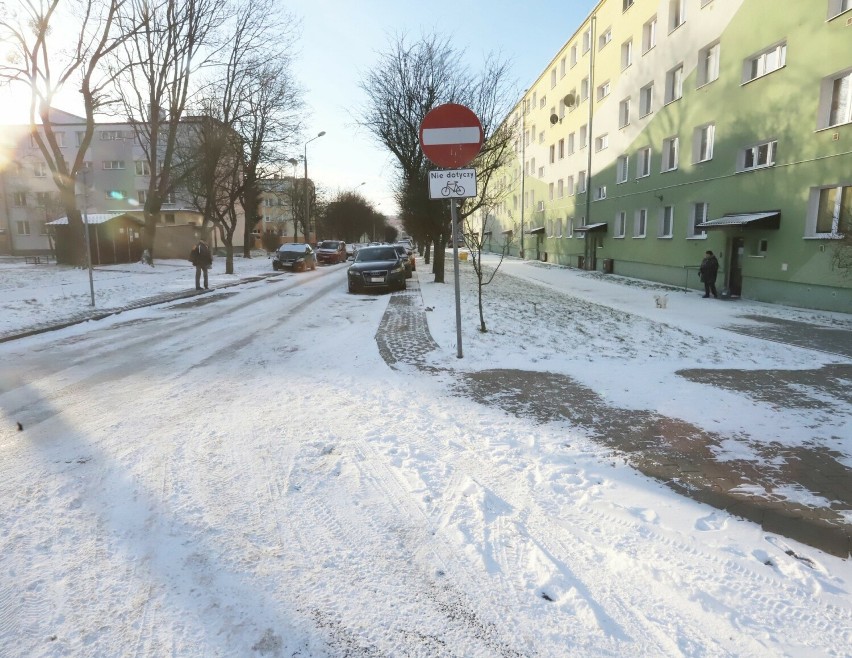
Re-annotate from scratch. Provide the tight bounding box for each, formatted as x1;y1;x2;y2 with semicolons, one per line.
190;239;213;290
699;250;719;298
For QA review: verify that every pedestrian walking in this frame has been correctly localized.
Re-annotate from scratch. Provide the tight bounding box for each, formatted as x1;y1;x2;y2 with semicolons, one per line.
190;239;213;290
699;250;719;298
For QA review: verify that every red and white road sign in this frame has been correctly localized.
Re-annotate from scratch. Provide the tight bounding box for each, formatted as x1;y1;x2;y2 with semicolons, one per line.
419;103;484;169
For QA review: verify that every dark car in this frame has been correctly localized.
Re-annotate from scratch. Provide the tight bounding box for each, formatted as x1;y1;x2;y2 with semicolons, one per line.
393;244;414;278
347;245;407;293
272;243;317;272
316;240;347;265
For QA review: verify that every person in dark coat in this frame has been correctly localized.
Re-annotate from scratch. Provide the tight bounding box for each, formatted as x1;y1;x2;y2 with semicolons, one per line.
699;250;719;298
190;239;213;290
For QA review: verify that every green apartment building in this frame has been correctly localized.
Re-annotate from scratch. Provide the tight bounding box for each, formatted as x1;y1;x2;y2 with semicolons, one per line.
486;0;851;313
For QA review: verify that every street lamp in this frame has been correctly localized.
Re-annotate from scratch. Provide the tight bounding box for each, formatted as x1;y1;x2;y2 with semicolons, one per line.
303;131;326;243
287;157;299;240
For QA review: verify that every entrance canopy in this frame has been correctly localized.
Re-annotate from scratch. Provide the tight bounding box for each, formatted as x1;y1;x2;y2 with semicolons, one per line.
527;226;546;234
697;211;780;230
575;222;608;233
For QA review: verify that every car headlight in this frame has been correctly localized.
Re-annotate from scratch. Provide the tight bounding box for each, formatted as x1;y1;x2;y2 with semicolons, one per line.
391;264;404;274
348;269;358;277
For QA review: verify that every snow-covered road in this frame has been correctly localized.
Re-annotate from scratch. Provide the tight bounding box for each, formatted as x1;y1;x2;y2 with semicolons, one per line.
1;261;851;657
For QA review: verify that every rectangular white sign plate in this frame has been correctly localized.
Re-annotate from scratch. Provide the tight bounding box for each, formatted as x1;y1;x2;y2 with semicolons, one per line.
428;169;477;199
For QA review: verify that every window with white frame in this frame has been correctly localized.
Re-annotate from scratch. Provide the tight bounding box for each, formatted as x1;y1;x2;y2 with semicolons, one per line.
33;162;47;177
634;209;647;237
598;27;612;50
595;134;609;152
583;28;591;53
698;42;721;86
701;0;714;6
744;42;786;83
550;144;556;164
537;200;545;211
660;205;674;237
581;77;590;101
624;0;635;9
568;132;576;154
560;56;566;77
567;175;575;196
662;137;679;171
596;185;607;200
669;0;686;31
549;183;555;200
665;64;684;103
566;216;574;238
617;155;629;183
558;179;564;197
530;157;536;174
694;123;715;163
556;217;563;236
615;211;626;237
818;69;852;129
740;139;777;171
578;170;587;193
539;130;545;144
621;39;634;70
637;147;652;177
811;184;850;236
12;191;26;206
103;160;125;170
597;80;611;100
640;83;654;116
643;16;658;53
53;132;65;147
137;190;147;204
551;68;557;88
547;219;554;236
540;95;546;109
619;98;631;127
164;191;176;204
135;160;150;175
558;138;565;159
690;202;708;237
36;191;52;206
532;91;537;108
570;44;578;67
828;0;851;18
579;125;588;149
16;221;31;235
538;166;544;178
100;130;124;140
76;131;85;147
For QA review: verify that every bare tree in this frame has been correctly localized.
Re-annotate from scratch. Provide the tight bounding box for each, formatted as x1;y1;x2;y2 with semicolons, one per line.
0;0;130;266
461;209;513;332
359;33;516;283
112;0;226;263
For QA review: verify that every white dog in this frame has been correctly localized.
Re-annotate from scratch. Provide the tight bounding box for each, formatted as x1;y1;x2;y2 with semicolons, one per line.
654;294;668;309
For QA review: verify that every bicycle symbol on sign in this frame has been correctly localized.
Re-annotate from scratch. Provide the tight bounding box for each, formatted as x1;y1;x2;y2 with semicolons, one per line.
441;180;465;197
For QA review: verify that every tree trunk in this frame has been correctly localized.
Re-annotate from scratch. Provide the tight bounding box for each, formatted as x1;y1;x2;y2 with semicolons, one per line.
433;236;446;283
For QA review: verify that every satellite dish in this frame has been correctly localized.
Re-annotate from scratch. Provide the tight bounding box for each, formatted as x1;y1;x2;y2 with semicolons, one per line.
549;114;559;125
564;93;576;107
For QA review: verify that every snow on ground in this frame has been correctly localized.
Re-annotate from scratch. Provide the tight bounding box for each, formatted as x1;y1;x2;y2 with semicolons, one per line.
0;251;850;657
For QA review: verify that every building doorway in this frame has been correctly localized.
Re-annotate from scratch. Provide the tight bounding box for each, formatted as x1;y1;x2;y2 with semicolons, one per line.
727;236;745;296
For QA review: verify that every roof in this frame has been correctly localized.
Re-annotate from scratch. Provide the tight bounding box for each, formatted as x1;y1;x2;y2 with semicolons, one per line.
575;222;608;233
697;211;780;230
46;213;144;226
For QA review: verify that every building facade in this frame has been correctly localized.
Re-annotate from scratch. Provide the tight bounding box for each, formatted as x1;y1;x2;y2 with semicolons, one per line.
0;110;247;256
487;0;851;313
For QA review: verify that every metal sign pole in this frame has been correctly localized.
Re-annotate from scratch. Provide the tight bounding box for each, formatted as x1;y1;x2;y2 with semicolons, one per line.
451;197;463;359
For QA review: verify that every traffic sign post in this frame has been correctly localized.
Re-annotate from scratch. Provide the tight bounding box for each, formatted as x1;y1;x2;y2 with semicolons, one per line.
419;103;485;360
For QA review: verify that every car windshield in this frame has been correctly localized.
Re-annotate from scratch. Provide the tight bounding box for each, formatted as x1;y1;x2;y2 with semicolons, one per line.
319;241;339;249
355;247;397;262
394;246;406;255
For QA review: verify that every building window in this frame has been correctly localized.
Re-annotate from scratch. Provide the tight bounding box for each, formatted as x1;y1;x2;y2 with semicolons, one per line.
596;185;607;200
624;0;635;9
53;132;65;147
598;27;612;50
669;0;686;31
549;183;555;200
164;191;177;204
698;42;721;86
560;56;566;77
812;185;851;236
660;205;674;237
597;80;611;101
828;0;852;18
137;190;147;204
556;217;563;237
643;16;658;53
570;44;578;68
740;139;777;171
818;69;852;129
538;130;545;144
566;216;574;238
558;179;564;198
619;98;631;128
637;147;652;178
103;160;125;170
33;162;47;177
568;132;576;155
690;203;708;237
76;131;86;147
595;134;609;152
694;124;715;163
538;166;544;178
744;42;786;83
578;170;587;193
579;125;588;149
558;139;565;159
135;160;151;175
615;211;627;237
582;28;591;53
640;83;654;116
566;176;575;196
621;39;634;70
539;96;546;109
105;190;127;200
36;191;52;206
16;221;31;235
549;144;556;164
12;191;26;206
100;130;124;140
662;137;679;171
617;155;629;183
634;209;647;237
537;200;545;211
551;68;557;88
581;77;590;101
665;64;684;103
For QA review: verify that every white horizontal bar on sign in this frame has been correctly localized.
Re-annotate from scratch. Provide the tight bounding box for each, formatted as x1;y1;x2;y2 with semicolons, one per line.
422;127;481;145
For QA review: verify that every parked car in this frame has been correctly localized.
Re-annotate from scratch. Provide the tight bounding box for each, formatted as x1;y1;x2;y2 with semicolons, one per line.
393;244;415;278
272;243;317;272
316;240;347;265
347;245;407;293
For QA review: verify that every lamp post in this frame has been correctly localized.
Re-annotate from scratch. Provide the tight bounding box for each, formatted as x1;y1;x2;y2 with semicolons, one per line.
303;131;325;244
287;157;299;240
76;166;96;307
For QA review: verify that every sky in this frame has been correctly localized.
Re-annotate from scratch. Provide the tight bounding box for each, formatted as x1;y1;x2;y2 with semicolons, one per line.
0;0;599;216
1;250;851;655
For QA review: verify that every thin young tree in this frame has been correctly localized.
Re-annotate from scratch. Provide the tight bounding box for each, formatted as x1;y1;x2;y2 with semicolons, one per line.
0;0;131;266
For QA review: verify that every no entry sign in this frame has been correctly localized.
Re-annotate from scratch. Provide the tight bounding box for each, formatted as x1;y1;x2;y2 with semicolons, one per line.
419;103;484;169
